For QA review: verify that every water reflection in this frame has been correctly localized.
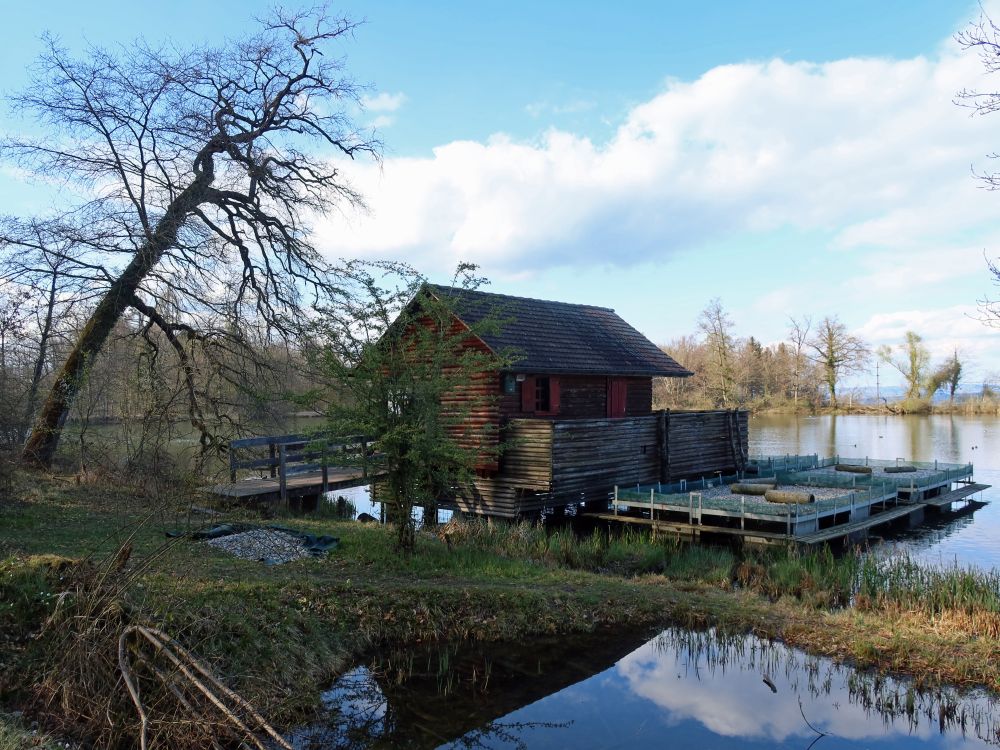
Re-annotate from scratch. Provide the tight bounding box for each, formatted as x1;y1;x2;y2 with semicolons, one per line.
286;628;999;749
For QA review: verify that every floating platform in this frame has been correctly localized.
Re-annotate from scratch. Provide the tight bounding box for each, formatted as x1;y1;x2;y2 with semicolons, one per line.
584;456;989;548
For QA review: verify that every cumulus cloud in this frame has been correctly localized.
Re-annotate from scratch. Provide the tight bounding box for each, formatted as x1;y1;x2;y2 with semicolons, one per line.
855;304;1000;376
315;37;999;278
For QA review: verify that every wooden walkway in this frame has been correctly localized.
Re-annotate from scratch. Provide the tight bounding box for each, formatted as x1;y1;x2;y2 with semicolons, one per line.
204;432;379;505
922;483;990;509
796;504;921;545
208;468;375;503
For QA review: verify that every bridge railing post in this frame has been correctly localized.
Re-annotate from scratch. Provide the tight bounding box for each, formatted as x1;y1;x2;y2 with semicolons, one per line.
279;443;288;505
322;440;329;495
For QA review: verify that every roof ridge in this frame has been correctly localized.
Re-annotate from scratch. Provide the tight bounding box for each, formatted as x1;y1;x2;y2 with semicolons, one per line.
426;283;615;312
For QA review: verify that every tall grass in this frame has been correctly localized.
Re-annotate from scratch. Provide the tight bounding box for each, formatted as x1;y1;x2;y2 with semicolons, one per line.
439;518;735;577
441;518;1000;631
856;553;1000;634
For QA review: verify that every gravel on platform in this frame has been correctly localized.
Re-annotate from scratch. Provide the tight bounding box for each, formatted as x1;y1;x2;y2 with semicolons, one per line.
205;528;311;563
698;484;852;502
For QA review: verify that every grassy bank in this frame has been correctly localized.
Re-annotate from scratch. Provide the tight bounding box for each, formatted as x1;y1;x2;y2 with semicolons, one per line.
2;472;999;746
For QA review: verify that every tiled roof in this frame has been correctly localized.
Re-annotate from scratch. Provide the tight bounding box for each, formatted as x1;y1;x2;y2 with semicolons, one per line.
426;284;692;378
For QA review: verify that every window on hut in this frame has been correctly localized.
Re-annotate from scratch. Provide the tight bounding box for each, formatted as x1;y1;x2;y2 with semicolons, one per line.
520;375;560;415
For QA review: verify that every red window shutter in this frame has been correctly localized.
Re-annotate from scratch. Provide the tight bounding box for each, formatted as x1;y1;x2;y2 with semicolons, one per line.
521;376;535;413
607;378;626;418
549;377;560;413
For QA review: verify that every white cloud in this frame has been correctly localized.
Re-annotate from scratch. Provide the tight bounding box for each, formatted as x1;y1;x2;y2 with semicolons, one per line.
361;91;407;112
316;40;1000;279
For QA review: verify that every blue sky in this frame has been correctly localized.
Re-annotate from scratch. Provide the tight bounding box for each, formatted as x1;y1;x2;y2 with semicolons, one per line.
2;1;999;388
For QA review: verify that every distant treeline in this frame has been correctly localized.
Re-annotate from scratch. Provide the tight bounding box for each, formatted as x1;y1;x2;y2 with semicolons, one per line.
654;299;997;415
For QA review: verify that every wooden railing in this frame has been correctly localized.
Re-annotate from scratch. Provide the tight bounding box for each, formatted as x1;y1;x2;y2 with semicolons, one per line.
228;433;371;502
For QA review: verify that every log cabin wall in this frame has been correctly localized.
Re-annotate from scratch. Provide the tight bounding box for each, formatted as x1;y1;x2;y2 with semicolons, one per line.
459;408;750;517
624;379;652;416
440;368;501;472
499;375;653;419
550;416;659;503
660;409;749;481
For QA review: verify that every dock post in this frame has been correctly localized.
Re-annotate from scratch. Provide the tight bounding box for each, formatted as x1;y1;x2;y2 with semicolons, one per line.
614;486;618;516
741;496;745;530
650;488;655;535
688;493;693;525
698;493;702;525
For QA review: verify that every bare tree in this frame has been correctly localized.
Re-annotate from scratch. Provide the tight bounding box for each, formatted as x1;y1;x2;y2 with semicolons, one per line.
876;330;930;401
0;219;86;441
807;316;869;410
788;316;812;408
956;15;1000;325
698;298;737;408
3;8;379;468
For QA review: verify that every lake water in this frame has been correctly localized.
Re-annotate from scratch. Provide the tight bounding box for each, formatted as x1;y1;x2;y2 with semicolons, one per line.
286;414;1000;749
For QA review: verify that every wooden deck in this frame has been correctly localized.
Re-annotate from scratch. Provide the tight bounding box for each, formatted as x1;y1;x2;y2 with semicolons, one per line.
207;468;377;503
585;478;990;548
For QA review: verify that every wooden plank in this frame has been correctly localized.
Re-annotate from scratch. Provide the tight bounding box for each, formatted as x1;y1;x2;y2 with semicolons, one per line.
206;468;378;500
923;483;990;509
796;504;919;545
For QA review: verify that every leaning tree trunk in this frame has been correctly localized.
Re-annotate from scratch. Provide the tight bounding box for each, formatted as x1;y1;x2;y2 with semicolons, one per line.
20;175;211;468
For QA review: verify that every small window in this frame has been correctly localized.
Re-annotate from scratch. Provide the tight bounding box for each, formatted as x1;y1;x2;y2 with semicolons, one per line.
520;375;560;415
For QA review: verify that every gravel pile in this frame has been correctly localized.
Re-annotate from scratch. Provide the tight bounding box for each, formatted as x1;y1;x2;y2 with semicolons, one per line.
205;528;311;564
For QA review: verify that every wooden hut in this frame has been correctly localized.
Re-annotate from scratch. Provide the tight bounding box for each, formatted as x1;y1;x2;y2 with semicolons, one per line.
420;285;749;518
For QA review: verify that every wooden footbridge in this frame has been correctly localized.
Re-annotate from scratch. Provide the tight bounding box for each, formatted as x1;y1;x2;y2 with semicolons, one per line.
205;433;379;509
